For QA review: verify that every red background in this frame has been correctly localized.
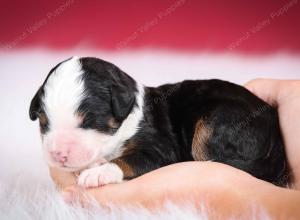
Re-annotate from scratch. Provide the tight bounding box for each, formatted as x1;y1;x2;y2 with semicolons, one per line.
1;0;300;53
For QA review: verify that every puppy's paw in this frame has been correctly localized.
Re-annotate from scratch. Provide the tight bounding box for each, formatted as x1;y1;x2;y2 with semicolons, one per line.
77;163;123;188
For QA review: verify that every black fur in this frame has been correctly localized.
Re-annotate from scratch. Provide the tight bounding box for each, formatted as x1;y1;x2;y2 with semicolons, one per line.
117;80;288;186
29;87;43;121
79;57;137;127
30;57;288;186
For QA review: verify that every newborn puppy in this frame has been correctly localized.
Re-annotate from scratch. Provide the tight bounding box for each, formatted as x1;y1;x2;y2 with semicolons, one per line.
29;57;288;187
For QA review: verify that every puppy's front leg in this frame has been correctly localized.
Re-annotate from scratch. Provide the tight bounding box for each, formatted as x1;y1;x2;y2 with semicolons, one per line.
77;153;162;188
77;163;124;188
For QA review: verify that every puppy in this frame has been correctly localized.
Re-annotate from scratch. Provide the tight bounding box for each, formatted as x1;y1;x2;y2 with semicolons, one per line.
29;56;288;187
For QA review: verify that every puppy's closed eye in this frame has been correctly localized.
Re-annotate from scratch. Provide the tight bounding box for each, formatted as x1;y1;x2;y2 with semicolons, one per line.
77;113;120;134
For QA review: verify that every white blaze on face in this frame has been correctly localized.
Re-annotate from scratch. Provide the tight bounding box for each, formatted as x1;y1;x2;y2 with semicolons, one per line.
41;56;145;171
42;56;100;170
43;57;84;130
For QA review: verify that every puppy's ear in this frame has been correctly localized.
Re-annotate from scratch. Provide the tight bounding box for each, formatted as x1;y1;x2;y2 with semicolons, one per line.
111;83;135;121
29;88;42;121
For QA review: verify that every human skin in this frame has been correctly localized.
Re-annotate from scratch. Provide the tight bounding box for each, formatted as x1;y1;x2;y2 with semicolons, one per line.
245;79;300;189
49;79;300;219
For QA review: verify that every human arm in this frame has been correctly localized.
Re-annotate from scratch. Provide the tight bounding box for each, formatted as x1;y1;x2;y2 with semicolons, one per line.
50;161;300;219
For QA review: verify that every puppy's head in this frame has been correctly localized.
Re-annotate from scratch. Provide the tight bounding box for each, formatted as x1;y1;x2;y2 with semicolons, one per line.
29;57;141;171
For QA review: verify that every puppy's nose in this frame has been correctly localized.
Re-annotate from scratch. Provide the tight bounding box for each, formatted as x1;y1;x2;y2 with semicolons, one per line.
50;150;68;163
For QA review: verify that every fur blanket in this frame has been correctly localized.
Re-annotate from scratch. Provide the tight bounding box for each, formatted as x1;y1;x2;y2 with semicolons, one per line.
0;172;209;219
1;171;273;220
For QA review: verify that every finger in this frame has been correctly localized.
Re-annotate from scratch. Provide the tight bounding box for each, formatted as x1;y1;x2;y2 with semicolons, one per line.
244;78;281;106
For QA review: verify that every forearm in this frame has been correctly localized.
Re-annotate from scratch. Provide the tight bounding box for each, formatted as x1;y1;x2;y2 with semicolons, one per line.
258;187;300;219
79;162;300;219
50;162;300;219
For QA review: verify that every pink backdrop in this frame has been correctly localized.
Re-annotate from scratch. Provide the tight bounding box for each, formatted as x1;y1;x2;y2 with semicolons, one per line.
1;0;300;52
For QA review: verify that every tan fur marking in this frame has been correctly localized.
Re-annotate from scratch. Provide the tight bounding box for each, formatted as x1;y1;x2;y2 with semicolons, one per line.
112;158;135;179
108;117;120;129
111;140;137;179
75;112;85;124
39;112;47;126
122;139;136;155
192;119;211;161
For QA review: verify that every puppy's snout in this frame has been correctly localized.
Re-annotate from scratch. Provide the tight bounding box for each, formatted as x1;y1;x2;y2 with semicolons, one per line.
45;130;96;168
47;132;76;163
50;150;69;163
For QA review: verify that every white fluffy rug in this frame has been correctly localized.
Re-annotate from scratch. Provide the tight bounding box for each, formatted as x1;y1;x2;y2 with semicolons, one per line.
0;49;299;219
1;172;273;220
0;173;208;220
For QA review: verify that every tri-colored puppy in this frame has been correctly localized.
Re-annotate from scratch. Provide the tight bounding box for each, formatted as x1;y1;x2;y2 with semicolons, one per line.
29;57;288;187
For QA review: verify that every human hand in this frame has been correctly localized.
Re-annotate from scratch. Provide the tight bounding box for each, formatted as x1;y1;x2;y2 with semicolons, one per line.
245;79;300;189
